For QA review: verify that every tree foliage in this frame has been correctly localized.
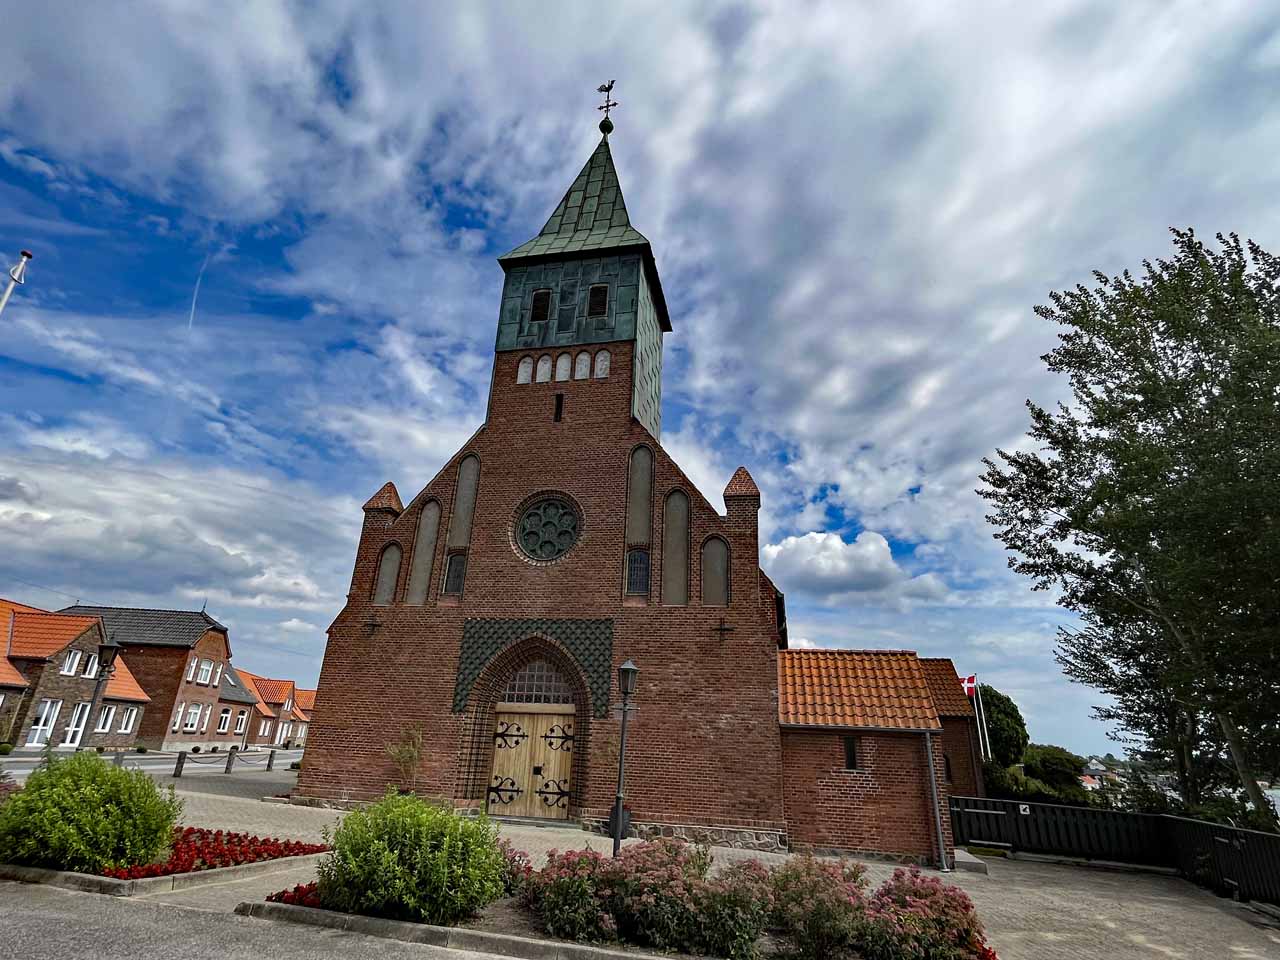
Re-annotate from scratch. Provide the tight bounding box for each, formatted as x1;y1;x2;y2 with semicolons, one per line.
979;684;1028;768
1023;743;1086;794
979;229;1280;819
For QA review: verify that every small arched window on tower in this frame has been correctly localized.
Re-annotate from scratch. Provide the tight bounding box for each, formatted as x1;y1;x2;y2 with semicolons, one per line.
574;351;591;380
517;356;534;384
536;355;553;383
594;349;611;379
626;548;650;595
555;353;571;381
701;536;730;606
530;289;552;326
588;283;609;318
372;543;402;605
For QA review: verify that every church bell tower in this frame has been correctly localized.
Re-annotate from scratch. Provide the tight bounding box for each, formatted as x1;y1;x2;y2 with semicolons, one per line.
492;101;670;437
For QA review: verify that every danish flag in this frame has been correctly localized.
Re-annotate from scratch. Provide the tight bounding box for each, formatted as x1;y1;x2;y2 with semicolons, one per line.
961;675;977;697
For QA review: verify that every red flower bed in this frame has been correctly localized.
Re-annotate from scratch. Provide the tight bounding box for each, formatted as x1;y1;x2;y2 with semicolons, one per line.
100;826;328;880
268;880;321;908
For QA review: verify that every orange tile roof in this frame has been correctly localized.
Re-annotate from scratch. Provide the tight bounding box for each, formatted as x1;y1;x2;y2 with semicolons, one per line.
105;657;151;703
0;656;27;688
8;611;102;659
919;658;975;718
295;688;316;712
0;596;49;617
778;649;941;731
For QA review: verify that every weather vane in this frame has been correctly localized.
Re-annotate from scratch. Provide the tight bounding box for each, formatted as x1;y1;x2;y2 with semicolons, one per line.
597;80;618;135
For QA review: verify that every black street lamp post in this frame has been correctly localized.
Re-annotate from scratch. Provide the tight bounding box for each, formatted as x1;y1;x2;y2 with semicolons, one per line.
84;634;121;750
612;659;639;857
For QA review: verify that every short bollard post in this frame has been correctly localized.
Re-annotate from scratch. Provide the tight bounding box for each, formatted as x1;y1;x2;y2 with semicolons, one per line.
173;751;187;778
267;749;276;771
113;751;124;768
224;750;236;774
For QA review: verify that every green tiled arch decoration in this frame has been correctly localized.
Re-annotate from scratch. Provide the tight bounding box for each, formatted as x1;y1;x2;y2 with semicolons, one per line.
454;618;614;717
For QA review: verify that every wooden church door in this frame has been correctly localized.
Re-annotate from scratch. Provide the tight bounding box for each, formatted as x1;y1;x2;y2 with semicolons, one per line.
487;659;575;820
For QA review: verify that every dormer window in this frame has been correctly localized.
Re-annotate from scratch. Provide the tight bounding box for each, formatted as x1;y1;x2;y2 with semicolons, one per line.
530;289;552;325
588;284;608;318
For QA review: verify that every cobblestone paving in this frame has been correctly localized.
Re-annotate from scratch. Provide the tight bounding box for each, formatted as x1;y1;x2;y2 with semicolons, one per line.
159;771;1280;959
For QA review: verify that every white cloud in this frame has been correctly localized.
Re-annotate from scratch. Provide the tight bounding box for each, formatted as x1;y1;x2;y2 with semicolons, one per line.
763;531;949;606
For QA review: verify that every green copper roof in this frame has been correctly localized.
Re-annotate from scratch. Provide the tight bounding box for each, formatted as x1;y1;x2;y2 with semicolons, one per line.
500;136;651;261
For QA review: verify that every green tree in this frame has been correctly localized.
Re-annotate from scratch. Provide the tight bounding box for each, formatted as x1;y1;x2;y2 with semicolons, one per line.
979;229;1280;821
979;684;1028;767
1024;743;1086;793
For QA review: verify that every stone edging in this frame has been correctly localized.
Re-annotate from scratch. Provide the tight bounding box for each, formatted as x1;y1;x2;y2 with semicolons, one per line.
0;852;327;898
235;900;666;960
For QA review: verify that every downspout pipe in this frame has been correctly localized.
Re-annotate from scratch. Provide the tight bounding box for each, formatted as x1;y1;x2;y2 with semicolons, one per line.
924;730;951;872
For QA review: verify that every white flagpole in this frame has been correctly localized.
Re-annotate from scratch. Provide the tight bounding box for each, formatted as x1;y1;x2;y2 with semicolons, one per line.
0;250;32;319
974;680;992;762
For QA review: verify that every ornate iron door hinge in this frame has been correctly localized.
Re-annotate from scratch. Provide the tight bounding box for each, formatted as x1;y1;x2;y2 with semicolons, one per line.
535;778;571;809
494;721;528;749
487;776;522;805
542;724;574;752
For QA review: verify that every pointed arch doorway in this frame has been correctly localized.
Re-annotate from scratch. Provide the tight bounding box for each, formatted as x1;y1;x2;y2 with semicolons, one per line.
487;658;576;820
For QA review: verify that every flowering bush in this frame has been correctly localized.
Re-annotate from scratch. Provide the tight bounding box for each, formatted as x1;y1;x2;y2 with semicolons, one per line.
523;847;618;942
100;827;327;879
268;880;322;908
862;867;994;960
770;855;869;959
604;838;710;949
317;791;506;926
0;751;181;873
498;837;533;896
693;859;775;960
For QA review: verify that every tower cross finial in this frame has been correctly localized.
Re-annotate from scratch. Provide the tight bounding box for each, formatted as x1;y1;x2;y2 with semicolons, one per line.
596;80;618;135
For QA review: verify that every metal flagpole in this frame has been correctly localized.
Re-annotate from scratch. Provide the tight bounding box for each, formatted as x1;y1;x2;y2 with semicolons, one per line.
974;680;992;762
0;250;32;318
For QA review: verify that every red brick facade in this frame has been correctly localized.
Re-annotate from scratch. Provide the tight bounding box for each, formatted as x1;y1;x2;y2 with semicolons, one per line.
122;629;242;751
939;716;984;798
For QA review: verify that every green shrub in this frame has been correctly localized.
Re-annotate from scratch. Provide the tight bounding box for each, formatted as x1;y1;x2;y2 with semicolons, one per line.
771;855;868;959
523;847;616;941
135;746;148;753
497;837;532;896
694;859;775;960
0;742;13;755
317;791;504;925
0;751;181;872
862;867;991;960
605;838;710;950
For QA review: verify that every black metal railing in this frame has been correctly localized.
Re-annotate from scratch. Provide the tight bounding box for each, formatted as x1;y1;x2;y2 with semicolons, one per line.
950;796;1280;907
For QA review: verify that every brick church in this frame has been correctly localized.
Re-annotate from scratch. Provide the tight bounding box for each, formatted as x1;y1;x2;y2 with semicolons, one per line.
299;114;981;865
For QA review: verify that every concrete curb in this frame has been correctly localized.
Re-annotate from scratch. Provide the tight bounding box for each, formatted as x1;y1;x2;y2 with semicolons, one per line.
953;849;988;875
0;852;326;898
235;900;666;960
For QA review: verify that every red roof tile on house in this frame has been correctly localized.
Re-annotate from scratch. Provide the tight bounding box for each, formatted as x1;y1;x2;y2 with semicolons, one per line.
0;656;27;688
105;658;151;703
295;688;316;712
778;649;941;731
919;657;975;718
8;611;101;659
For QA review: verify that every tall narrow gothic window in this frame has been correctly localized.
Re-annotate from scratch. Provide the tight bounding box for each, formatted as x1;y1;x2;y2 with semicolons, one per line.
372;543;402;605
536;355;552;382
517;356;534;384
662;490;690;605
588;283;608;317
405;500;441;604
443;455;480;597
443;553;467;595
574;352;591;380
555;353;571;381
594;350;611;378
701;536;729;606
626;549;650;594
530;289;552;325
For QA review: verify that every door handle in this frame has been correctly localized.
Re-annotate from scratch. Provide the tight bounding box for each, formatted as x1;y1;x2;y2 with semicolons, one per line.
533;765;543;776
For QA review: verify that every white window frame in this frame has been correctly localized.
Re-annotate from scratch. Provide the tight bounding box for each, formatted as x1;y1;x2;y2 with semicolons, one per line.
216;708;231;734
259;719;271;737
196;659;214;685
26;698;63;746
212;663;223;687
283;696;292;713
173;701;185;731
234;710;247;734
199;704;212;732
276;722;291;745
95;704;116;733
62;701;91;747
82;652;100;678
61;650;82;676
0;693;4;713
184;704;202;731
186;657;198;681
119;706;138;734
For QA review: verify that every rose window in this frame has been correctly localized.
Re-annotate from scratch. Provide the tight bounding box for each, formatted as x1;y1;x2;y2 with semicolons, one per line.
516;497;580;561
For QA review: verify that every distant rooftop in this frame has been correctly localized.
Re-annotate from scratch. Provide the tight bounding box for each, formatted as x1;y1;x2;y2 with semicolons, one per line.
60;605;227;648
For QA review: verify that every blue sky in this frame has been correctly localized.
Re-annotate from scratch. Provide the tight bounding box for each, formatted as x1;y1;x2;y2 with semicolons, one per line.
2;3;1279;756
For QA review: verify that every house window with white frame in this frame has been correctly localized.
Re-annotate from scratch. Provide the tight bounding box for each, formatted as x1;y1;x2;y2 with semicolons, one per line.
82;653;99;678
234;710;247;734
184;704;202;730
259;719;272;737
200;704;211;732
61;701;91;747
119;706;137;734
95;705;116;733
216;708;231;734
173;702;185;731
212;663;223;687
26;698;63;746
196;659;214;684
61;650;82;676
186;657;198;681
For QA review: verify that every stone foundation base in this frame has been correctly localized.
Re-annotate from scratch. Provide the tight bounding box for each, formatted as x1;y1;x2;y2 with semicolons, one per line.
582;817;787;852
790;843;942;867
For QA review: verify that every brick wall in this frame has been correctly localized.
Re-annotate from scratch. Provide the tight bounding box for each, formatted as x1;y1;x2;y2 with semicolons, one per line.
123;630;244;751
300;339;787;834
0;685;26;742
780;729;953;864
939;716;984;798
